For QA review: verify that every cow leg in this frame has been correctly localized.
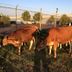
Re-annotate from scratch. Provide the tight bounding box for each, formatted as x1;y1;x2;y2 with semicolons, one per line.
29;40;33;51
66;43;68;47
18;43;23;55
29;37;35;51
18;46;21;55
59;44;62;49
53;42;58;59
49;45;52;55
53;47;57;59
33;37;35;50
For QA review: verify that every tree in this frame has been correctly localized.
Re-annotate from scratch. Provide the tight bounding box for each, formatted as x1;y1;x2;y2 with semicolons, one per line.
22;11;31;21
33;12;42;23
0;15;10;26
47;15;55;24
60;14;71;26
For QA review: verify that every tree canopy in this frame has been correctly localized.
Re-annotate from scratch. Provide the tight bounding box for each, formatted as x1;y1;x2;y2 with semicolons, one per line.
60;14;71;26
33;12;42;23
22;11;31;21
0;15;10;25
47;15;55;23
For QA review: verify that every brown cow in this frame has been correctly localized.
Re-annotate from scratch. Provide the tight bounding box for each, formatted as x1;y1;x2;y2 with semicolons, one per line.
45;26;72;58
2;25;38;55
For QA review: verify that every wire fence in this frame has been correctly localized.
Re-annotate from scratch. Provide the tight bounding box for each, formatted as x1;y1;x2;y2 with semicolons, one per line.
0;4;52;24
0;3;72;25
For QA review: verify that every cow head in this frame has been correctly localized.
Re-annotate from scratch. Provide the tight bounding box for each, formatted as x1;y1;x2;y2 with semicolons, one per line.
2;35;21;48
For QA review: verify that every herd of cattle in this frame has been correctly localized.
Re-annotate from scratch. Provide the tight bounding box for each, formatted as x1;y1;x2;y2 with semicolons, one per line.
0;24;72;59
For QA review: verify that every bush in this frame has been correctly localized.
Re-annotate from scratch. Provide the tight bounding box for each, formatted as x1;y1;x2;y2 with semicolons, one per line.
33;12;42;23
22;11;31;21
60;14;71;26
0;15;10;27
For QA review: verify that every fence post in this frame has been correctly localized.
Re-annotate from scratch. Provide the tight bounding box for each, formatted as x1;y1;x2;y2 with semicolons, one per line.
55;8;58;27
40;8;42;30
15;5;18;29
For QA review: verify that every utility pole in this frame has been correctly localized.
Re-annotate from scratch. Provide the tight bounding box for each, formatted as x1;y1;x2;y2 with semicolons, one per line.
55;8;58;27
16;5;18;22
40;8;42;30
15;5;18;29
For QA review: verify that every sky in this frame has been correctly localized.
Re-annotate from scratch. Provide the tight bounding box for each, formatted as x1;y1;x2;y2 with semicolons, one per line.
0;0;72;14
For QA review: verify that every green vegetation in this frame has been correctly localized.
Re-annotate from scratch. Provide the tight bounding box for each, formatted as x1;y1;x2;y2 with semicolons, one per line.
0;14;10;26
47;15;55;24
22;11;31;21
60;14;71;26
33;12;42;23
0;36;72;72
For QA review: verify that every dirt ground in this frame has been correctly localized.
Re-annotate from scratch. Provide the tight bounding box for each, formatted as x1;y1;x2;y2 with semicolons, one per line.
0;45;72;72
